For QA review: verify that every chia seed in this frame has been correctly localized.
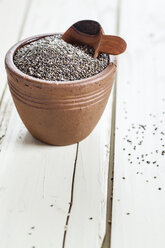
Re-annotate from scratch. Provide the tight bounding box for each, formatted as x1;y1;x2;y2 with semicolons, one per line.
13;34;109;81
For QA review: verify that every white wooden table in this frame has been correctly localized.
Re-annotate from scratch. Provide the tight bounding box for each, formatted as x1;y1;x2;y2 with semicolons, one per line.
0;0;165;247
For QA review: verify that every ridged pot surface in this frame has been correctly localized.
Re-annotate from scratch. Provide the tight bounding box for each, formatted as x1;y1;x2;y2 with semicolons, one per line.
5;33;116;145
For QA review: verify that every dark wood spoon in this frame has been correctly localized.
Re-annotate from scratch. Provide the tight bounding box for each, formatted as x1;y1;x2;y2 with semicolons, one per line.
62;20;127;58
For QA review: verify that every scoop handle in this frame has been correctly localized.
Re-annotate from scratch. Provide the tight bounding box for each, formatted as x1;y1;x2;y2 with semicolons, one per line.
98;35;127;55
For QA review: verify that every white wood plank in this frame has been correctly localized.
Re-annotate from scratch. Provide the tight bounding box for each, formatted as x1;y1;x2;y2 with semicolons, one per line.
61;1;118;246
0;0;117;247
0;88;13;147
0;0;78;247
21;0;117;38
65;89;115;248
0;0;30;99
111;0;165;247
0;108;77;248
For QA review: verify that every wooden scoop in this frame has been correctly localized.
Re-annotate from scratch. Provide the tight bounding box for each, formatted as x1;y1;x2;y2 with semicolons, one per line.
62;20;127;58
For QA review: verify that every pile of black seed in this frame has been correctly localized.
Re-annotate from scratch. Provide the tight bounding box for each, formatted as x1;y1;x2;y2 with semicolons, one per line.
13;34;109;81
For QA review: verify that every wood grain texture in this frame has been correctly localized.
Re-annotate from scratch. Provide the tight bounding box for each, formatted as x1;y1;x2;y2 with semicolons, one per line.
0;0;117;247
0;109;77;247
20;0;118;38
0;88;13;149
0;0;78;246
99;35;126;56
0;0;30;100
65;87;115;248
111;0;165;247
61;0;118;246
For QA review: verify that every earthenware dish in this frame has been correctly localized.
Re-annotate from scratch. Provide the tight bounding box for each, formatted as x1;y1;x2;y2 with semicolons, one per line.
5;33;116;145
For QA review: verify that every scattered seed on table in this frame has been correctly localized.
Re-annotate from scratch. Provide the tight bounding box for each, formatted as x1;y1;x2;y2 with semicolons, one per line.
139;124;146;130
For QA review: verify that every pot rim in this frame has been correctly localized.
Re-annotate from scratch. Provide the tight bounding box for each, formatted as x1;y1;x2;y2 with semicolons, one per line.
5;33;117;87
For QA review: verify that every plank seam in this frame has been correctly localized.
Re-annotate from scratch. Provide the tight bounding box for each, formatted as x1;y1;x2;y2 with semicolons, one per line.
101;80;117;248
0;84;7;119
0;0;33;138
16;0;33;44
102;0;121;246
108;79;117;248
108;0;121;245
62;142;79;248
0;0;32;106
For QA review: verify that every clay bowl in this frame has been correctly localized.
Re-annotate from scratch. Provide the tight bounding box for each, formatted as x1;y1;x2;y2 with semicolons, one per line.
5;33;116;146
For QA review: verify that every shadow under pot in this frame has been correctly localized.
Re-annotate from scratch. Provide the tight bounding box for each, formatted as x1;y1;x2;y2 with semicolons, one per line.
5;33;116;146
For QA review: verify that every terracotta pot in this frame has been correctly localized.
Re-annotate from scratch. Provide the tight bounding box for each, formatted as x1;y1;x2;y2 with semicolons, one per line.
5;33;116;146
